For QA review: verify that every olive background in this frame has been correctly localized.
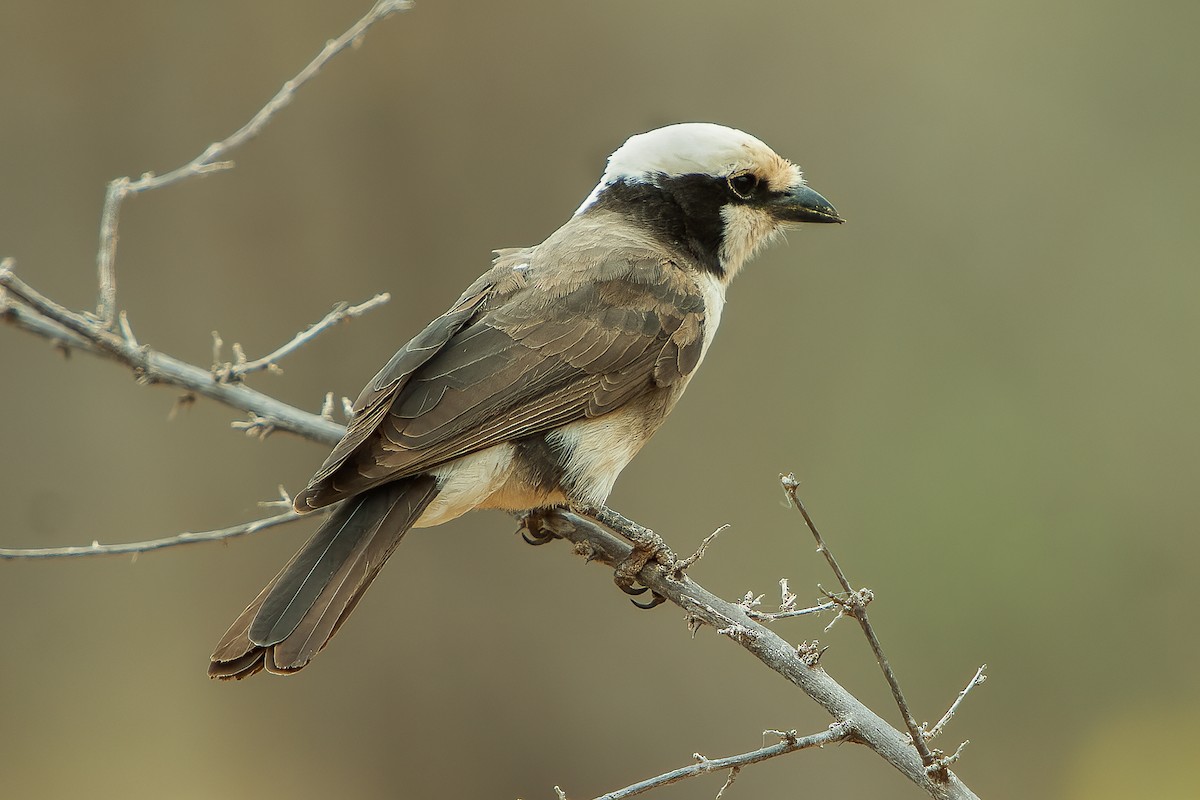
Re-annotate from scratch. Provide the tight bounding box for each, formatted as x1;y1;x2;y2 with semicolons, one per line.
2;2;1197;798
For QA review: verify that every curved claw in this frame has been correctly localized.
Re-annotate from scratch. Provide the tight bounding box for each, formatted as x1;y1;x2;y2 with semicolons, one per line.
521;529;558;546
631;592;666;610
619;583;650;596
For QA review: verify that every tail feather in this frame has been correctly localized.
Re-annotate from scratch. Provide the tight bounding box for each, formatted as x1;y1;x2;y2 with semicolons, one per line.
208;476;439;680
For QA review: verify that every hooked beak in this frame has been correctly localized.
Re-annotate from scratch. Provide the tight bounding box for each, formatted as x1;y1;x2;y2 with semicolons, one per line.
772;184;843;224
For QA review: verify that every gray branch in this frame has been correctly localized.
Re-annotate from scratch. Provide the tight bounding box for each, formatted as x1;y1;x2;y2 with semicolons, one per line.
529;510;981;800
2;259;345;446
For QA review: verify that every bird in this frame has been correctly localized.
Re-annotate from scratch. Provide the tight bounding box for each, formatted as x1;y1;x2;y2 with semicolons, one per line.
209;122;841;679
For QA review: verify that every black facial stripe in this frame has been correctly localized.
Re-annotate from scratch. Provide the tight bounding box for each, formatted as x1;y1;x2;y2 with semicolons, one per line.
587;175;736;277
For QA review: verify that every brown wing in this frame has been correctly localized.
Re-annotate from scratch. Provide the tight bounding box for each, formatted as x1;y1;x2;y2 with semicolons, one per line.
296;237;707;510
294;251;532;506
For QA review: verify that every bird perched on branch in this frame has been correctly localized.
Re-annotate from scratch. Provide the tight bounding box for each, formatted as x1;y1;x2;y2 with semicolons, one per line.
209;122;841;679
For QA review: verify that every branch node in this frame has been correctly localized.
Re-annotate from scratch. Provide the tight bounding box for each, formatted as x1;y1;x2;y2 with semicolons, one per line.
131;344;155;385
571;540;597;562
258;485;293;509
736;591;764;612
716;621;758;643
763;728;799;746
926;740;970;776
231;412;277;440
796;640;828;666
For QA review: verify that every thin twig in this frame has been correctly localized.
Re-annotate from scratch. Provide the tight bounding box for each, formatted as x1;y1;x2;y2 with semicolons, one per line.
779;473;941;778
593;724;851;800
0;509;308;560
90;0;413;329
216;293;391;382
925;665;987;741
740;576;842;622
746;600;840;622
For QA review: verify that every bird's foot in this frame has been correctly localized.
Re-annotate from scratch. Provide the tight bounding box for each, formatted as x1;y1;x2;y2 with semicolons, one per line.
572;504;677;609
518;511;562;546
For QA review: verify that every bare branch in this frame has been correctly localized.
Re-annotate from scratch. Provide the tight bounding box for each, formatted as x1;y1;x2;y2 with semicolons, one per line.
530;509;981;800
1;262;345;446
0;509;308;560
90;0;413;329
215;293;390;382
746;599;840;622
592;724;851;800
780;472;941;777
924;665;988;741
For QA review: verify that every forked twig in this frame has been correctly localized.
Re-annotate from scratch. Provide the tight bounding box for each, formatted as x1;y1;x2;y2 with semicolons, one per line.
779;472;942;778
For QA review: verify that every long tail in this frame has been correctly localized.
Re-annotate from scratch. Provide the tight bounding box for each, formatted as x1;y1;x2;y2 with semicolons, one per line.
208;476;439;680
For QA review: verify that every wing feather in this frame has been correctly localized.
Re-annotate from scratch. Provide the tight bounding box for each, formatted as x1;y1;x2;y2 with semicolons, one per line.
296;249;709;510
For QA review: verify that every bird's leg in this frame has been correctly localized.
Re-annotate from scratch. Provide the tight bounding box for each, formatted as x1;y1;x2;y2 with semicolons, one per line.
572;504;677;609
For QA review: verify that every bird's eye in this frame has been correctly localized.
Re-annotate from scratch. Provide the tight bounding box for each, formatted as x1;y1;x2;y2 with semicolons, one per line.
727;172;759;200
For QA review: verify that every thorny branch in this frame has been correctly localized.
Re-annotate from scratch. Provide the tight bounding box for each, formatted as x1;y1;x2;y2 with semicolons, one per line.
1;3;983;798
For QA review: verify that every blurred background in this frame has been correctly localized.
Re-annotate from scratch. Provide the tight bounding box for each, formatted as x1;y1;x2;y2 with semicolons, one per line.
2;2;1197;798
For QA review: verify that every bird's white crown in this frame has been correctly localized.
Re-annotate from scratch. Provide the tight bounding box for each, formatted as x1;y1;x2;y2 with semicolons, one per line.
576;123;795;215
